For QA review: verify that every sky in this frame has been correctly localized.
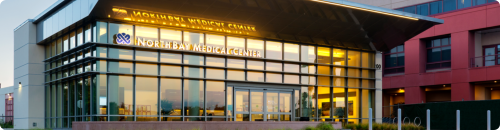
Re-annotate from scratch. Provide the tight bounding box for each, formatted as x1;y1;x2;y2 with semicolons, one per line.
0;0;57;88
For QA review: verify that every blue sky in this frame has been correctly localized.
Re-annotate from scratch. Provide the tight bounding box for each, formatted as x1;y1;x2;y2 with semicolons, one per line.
0;0;57;87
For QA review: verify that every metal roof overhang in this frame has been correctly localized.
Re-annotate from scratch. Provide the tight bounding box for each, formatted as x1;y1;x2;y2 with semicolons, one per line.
38;0;444;52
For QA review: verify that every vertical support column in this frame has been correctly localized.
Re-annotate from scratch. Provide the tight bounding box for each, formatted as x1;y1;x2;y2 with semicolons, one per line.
375;52;383;123
398;108;401;130
427;109;430;130
457;110;460;130
404;86;426;104
14;21;45;129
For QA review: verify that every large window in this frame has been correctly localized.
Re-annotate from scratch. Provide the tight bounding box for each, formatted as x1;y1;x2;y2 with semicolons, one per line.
43;22;377;126
427;37;451;70
384;45;405;74
396;0;497;16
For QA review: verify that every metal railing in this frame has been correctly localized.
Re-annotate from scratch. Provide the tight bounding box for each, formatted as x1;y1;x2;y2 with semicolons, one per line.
470;54;500;68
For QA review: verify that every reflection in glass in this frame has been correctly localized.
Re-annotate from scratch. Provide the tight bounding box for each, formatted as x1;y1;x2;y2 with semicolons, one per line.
247;71;264;82
108;75;133;116
184;31;204;45
160;52;182;63
184;55;204;65
284;75;299;84
362;70;374;78
266;41;282;60
136;63;158;75
184;80;204;117
135;26;158;44
77;28;83;46
333;87;345;119
252;114;264;121
266;62;282;71
284;43;299;61
109;48;133;60
135;77;158;116
347;88;359;123
108;61;133;74
318;47;331;64
160;78;182;116
206;57;225;67
96;22;107;43
284;64;299;73
206;68;225;80
348;69;360;77
108;23;133;44
247;39;264;58
135;50;158;62
57;39;62;54
63;35;69;52
96;47;107;57
301;76;316;85
348;78;360;87
300;86;315;118
160;65;181;76
184;67;204;78
332;67;345;76
206;81;225;116
318;66;330;75
206;34;225;49
280;93;291;113
247;60;264;70
96;60;107;72
362;80;375;88
227;59;245;68
70;32;76;49
266;73;282;83
251;92;263;112
160;29;182;45
267;92;278;112
236;91;249;112
362;52;375;68
318;76;330;86
236;114;249;121
301;45;316;63
281;114;291;121
317;87;331;118
301;65;316;74
347;51;360;67
333;78;345;86
227;37;245;55
227;87;234;121
227;70;245;81
333;49;346;65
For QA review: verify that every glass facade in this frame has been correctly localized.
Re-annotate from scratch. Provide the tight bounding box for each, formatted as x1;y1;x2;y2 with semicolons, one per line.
396;0;496;16
43;21;376;128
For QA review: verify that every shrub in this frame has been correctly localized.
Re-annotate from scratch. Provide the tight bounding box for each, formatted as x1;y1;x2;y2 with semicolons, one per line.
316;122;334;130
342;123;424;130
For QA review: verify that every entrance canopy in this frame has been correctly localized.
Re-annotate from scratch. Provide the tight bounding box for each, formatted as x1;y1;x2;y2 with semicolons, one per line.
35;0;443;52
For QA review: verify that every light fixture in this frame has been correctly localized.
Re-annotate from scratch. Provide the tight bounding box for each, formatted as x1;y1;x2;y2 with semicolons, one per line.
310;0;419;21
443;85;446;87
18;82;22;88
495;81;497;83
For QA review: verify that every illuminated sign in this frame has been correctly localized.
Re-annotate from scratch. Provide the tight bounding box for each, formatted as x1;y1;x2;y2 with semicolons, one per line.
115;33;261;58
111;7;257;35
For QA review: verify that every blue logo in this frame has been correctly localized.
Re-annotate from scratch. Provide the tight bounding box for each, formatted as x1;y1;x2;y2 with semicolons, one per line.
116;33;131;44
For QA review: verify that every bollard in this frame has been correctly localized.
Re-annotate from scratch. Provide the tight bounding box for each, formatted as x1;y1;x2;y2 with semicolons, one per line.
369;108;372;130
398;108;401;130
487;110;491;130
427;109;430;130
457;110;460;130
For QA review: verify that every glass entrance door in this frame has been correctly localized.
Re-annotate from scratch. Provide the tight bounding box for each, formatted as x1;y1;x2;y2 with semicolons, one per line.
234;89;292;121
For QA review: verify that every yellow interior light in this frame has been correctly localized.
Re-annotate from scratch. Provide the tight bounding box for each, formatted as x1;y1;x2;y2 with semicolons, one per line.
310;0;418;21
398;89;405;93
